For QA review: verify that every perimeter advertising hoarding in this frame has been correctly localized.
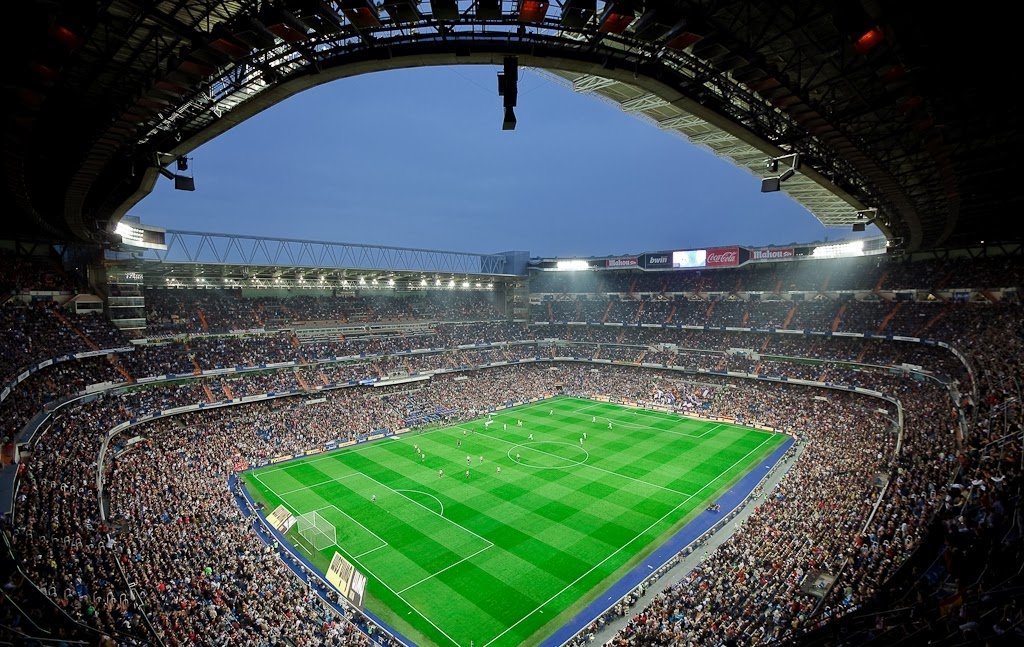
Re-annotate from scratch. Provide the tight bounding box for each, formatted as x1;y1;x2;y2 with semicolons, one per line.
266;505;296;533
327;552;367;607
705;246;740;268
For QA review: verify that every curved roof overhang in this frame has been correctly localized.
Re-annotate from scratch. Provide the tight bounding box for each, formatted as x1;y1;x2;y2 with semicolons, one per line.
11;2;977;251
113;43;889;240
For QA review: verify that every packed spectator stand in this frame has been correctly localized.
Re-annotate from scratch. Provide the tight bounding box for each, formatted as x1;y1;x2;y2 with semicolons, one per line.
1;249;1021;647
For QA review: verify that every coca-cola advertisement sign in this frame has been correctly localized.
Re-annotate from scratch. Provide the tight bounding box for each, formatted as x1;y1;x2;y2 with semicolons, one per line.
705;246;740;268
751;247;795;261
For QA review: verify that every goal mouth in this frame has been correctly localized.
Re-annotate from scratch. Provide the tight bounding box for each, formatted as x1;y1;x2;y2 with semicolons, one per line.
297;509;337;551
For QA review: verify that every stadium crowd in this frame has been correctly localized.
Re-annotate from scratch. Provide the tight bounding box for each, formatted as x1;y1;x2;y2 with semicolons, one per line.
571;375;958;646
6;358;958;646
145;290;505;334
0;301;127;383
1;250;1021;647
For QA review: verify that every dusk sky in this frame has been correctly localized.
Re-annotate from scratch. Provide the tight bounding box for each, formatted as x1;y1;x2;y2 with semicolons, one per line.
132;65;875;258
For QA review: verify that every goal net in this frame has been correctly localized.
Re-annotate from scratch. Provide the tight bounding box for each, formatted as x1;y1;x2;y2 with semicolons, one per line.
296;510;336;551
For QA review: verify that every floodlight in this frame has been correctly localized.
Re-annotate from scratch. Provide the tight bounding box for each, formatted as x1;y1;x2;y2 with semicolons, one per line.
759;153;800;193
851;208;878;232
813;240;864;258
156;156;195;191
174;175;195;191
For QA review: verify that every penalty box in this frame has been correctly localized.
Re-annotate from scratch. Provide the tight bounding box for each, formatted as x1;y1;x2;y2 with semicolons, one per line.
295;471;494;594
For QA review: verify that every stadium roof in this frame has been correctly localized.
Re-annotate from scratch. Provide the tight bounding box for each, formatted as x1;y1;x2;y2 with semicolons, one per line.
4;1;1019;252
108;227;523;277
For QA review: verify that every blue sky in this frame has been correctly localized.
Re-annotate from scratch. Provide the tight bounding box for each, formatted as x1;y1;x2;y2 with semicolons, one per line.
132;65;871;258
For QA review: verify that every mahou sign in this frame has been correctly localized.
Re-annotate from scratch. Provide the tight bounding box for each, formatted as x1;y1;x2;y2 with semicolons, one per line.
751;247;795;261
705;246;740;268
606;257;638;268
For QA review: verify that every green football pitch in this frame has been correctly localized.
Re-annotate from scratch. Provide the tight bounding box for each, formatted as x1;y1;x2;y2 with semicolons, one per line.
242;396;786;647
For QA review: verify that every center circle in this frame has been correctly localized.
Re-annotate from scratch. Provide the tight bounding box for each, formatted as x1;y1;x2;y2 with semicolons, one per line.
507;441;590;469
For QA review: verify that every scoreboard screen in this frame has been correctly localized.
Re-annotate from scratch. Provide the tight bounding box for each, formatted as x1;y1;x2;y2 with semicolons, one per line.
671;249;706;268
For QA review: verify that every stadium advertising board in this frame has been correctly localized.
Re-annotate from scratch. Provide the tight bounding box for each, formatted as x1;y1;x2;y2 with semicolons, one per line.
705;246;740;268
327;552;367;607
751;246;795;261
640;252;671;269
672;249;707;268
605;257;638;268
266;505;296;533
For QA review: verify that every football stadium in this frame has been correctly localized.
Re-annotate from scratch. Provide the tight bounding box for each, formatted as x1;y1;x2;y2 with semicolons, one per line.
1;3;1021;647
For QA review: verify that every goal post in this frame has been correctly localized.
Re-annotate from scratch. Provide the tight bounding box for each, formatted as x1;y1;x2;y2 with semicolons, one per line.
296;510;336;551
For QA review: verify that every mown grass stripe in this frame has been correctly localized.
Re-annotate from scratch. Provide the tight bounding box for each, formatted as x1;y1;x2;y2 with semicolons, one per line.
242;396;785;647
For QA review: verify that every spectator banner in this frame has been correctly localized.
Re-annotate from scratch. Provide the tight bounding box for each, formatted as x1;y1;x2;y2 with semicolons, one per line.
266;505;296;533
705;246;740;268
327;552;367;608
